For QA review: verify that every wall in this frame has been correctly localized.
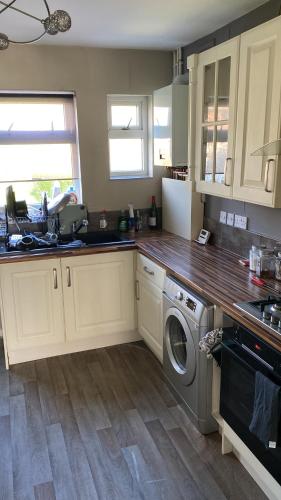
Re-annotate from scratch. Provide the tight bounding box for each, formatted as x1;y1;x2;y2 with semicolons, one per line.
182;0;281;246
0;45;172;212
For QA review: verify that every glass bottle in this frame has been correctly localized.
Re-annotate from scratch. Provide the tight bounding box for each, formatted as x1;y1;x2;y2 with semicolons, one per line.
148;196;157;229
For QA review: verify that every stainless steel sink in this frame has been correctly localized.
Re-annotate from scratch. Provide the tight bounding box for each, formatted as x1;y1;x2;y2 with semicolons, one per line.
73;231;134;246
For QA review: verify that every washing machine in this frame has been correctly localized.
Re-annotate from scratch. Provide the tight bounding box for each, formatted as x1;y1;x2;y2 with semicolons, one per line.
163;275;217;434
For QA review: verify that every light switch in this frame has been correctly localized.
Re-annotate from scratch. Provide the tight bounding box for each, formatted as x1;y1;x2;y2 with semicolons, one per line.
226;212;234;226
219;211;227;224
234;215;248;230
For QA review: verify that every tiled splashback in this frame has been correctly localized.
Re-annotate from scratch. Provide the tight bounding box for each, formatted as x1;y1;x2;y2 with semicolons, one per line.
204;216;280;258
88;208;162;232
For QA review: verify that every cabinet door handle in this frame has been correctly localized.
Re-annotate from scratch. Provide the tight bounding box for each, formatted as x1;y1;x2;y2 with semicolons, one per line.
66;266;71;287
144;266;154;276
135;280;140;300
53;268;58;290
265;158;275;193
224;157;232;187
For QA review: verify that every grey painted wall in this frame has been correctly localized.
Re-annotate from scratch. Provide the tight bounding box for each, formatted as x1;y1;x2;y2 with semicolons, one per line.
182;0;281;241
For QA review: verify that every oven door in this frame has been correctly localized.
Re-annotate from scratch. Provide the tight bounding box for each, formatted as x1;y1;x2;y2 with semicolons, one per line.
220;339;281;485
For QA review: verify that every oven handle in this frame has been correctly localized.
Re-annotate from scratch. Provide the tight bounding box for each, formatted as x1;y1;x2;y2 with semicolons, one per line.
222;341;274;374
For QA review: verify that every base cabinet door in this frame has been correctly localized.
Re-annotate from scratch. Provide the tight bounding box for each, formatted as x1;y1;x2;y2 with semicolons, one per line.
136;271;163;362
0;259;65;357
61;251;136;344
233;17;281;206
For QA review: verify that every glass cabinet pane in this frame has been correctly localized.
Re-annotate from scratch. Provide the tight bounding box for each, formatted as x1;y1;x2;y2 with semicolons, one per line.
202;126;214;182
217;57;230;121
203;63;215;122
215;125;228;183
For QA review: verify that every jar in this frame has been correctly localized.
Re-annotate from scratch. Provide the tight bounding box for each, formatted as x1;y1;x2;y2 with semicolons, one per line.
249;245;257;272
275;252;281;280
256;249;275;278
249;245;265;272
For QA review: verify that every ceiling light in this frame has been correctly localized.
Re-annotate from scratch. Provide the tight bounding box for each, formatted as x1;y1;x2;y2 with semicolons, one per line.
0;0;71;50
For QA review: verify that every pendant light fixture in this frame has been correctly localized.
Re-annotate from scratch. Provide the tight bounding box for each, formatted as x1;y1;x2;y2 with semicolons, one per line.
0;0;71;50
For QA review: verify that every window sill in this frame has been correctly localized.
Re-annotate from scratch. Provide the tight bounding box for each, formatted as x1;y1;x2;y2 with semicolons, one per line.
109;175;152;181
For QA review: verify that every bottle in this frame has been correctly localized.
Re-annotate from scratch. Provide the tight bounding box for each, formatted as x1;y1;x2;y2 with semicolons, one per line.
99;210;108;230
67;186;78;205
118;210;128;232
128;203;135;233
275;252;281;281
42;192;48;220
148;196;157;229
135;210;142;232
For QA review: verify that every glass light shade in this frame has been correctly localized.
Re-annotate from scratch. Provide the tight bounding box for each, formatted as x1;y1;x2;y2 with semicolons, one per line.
54;10;71;32
0;33;9;50
43;14;59;35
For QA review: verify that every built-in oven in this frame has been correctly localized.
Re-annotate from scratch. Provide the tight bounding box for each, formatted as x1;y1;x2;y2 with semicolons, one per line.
219;321;281;485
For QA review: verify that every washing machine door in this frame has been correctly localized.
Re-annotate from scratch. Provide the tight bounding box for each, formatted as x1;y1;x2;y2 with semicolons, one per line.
164;307;196;386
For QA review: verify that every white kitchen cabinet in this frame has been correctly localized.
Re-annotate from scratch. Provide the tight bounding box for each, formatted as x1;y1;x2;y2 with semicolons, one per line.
61;251;136;342
0;250;138;365
136;253;165;362
153;84;188;167
0;259;65;364
233;16;281;207
193;37;239;197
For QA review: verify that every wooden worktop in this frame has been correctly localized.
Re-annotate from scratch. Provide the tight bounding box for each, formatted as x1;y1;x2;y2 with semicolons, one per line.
1;230;281;352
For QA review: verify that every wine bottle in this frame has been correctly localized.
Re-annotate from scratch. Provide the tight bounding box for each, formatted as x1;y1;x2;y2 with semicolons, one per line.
148;196;157;229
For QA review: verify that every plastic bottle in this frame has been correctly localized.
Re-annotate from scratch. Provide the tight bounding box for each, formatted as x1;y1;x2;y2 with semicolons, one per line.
67;186;78;205
135;210;142;232
99;210;108;230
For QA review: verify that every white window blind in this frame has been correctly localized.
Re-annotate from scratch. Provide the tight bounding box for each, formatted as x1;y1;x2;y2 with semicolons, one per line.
0;93;81;205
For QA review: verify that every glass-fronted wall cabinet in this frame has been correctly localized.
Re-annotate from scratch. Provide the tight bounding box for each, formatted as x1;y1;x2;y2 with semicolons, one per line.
193;37;239;197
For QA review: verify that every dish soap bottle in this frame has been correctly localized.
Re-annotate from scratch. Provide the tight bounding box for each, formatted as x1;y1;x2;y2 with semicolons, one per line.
148;196;157;229
118;210;128;232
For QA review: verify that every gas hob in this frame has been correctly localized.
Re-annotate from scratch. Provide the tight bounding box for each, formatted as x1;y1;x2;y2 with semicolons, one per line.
235;296;281;336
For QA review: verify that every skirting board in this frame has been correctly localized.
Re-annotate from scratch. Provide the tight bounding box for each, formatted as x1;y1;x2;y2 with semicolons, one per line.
222;420;281;500
6;329;141;367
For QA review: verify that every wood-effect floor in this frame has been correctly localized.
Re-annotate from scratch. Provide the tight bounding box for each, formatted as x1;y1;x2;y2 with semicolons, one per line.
0;340;267;500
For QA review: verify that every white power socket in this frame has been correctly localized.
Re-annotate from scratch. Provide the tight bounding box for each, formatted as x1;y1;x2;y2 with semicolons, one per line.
234;214;248;230
219;210;227;224
226;212;234;226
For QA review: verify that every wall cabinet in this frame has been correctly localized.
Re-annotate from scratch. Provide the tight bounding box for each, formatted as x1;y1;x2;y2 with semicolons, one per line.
192;16;281;207
0;251;137;365
136;253;165;362
153;84;188;167
194;37;239;197
233;16;281;207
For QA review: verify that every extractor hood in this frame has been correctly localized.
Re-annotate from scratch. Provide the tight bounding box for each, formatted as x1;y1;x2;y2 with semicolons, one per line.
251;138;281;156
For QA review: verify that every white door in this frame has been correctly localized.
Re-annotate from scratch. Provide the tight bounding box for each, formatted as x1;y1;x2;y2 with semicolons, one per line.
136;271;163;362
61;251;135;342
0;259;65;352
195;37;239;197
233;17;281;206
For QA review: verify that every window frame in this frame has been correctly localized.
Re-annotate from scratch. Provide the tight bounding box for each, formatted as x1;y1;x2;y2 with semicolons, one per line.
0;91;82;207
107;94;150;179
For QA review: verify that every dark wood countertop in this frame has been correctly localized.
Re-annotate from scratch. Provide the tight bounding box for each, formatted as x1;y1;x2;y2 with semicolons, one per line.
1;230;281;352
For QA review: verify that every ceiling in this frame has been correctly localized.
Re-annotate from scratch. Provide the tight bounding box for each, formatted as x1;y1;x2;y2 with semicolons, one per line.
0;0;268;50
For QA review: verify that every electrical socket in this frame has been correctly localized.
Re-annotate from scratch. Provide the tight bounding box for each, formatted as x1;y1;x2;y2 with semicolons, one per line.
234;214;248;230
226;212;234;226
219;210;227;224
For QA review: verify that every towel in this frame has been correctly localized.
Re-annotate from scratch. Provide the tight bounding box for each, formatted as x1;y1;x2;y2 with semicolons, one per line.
199;328;223;359
249;371;281;449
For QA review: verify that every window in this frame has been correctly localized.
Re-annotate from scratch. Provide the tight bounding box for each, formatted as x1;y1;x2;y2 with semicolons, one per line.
107;95;149;179
0;93;81;208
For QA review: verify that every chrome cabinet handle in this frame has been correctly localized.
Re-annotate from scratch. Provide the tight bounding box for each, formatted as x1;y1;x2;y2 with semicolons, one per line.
224;157;232;187
66;266;71;287
143;266;154;276
53;268;58;290
135;280;140;300
265;158;275;193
